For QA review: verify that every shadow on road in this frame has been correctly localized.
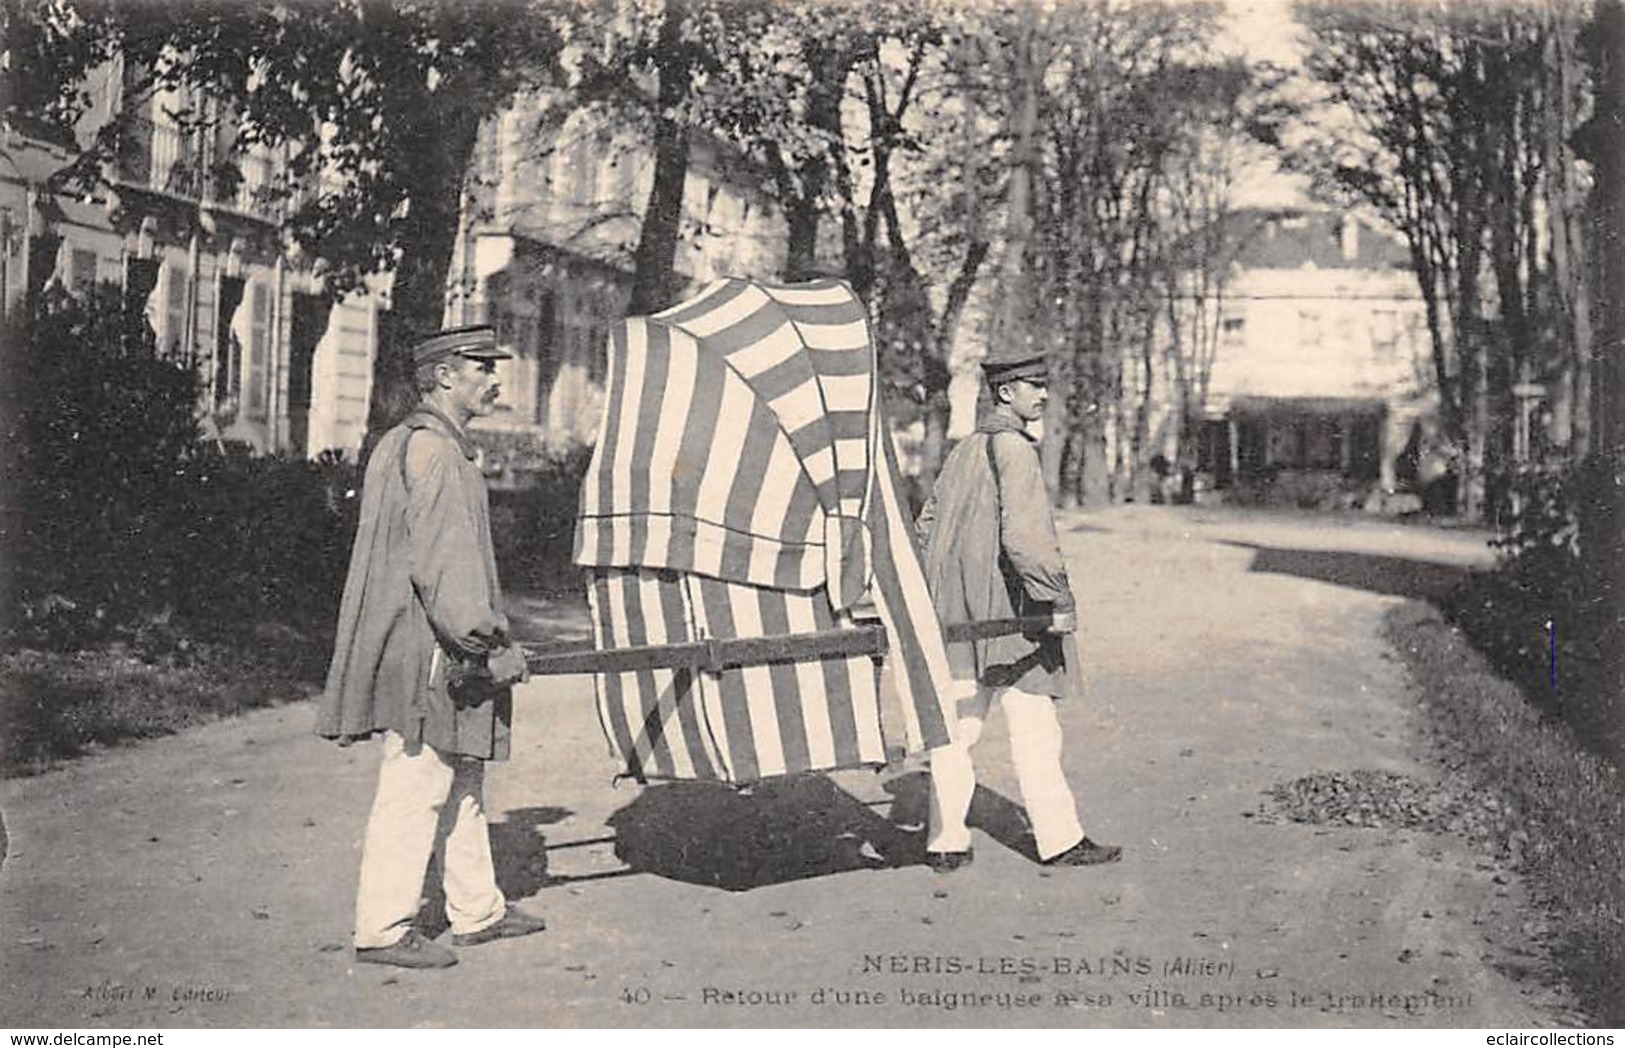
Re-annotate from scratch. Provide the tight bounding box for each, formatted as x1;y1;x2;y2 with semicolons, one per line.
418;804;573;933
1225;542;1482;604
883;771;1041;862
604;774;921;891
538;772;1047;892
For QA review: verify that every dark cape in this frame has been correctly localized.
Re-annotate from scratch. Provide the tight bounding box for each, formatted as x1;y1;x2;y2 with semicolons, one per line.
316;406;512;759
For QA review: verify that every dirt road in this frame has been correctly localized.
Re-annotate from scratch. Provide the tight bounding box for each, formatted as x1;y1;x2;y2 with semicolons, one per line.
0;506;1589;1028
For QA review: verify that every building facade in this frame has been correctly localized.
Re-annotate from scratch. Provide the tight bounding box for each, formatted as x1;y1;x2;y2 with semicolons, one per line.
1157;207;1440;504
444;93;786;467
3;62;381;460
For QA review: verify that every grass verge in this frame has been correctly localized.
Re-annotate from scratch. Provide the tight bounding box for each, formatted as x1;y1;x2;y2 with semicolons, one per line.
1384;601;1625;1026
0;633;324;778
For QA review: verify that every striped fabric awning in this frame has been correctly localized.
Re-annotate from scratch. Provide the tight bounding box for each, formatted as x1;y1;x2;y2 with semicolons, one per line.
574;278;956;783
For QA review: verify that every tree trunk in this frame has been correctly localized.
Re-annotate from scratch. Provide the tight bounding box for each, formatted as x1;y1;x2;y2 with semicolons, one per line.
779;39;851;283
365;105;484;457
1581;0;1625;753
919;238;990;491
782;196;823;282
628;0;691;315
1078;352;1114;507
997;4;1047;492
1544;10;1592;456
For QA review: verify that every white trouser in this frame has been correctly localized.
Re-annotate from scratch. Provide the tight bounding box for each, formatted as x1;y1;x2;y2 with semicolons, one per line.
927;680;1085;861
353;731;507;949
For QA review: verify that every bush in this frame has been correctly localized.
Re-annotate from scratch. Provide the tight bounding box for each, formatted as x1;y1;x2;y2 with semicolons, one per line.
489;442;595;596
1446;459;1619;759
1227;468;1364;510
3;285;358;648
5;285;203;639
158;445;358;639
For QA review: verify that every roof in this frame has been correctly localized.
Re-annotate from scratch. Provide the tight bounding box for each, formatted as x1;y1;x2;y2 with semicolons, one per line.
1229;394;1388;418
1189;208;1412;272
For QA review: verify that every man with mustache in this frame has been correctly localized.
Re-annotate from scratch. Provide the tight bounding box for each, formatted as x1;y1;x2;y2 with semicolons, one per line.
318;325;545;969
916;349;1122;873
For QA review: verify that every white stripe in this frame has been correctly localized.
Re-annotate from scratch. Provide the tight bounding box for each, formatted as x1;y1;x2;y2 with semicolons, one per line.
573;517;599;566
749;435;803;543
832;437;869;474
647;328;698;515
848;643;885;764
729;584;787;777
652;278;730;321
677;282;772;338
725;320;803;378
644;515;673;570
871;446;955;752
819;373;871;413
686;576;735;781
797;318;869;350
784;592;836;769
763;283;856;306
638;572;696;780
609;322;647;565
691;520;725;580
798;442;836;488
586;582;622;763
605;575;657;771
696;374;751;518
768;380;826;437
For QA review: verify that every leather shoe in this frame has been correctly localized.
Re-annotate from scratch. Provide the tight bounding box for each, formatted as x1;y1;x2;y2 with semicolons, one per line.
355;929;457;969
451;906;547;947
1042;837;1123;866
926;849;974;874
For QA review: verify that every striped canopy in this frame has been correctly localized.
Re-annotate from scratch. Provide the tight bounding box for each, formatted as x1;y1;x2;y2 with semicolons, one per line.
574;278;956;782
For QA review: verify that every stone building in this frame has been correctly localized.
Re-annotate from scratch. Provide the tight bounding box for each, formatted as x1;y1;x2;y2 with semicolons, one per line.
445;93;786;466
1156;207;1439;504
2;62;381;459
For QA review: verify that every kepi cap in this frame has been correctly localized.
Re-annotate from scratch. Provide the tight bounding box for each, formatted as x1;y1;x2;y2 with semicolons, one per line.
981;349;1049;385
412;325;512;367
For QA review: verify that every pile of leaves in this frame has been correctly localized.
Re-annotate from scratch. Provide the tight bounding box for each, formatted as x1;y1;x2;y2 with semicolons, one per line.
1253;769;1461;830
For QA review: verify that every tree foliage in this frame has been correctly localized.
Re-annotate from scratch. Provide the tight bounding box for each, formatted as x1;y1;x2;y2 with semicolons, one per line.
1277;0;1595;520
4;0;565;437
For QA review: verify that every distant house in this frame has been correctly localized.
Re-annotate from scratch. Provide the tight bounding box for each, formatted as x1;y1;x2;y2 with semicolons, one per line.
445;93;786;468
1169;207;1438;503
1;62;381;459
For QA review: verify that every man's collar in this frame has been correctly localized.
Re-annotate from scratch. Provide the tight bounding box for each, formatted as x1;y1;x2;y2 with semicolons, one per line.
976;410;1036;441
404;403;478;460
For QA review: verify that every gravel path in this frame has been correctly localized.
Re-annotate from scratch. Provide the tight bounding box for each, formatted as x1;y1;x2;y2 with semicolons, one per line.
0;505;1589;1028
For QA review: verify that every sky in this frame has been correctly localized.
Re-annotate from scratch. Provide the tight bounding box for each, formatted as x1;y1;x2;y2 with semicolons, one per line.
1220;0;1309;65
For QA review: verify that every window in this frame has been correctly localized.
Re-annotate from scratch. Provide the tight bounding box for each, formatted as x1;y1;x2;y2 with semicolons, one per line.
1221;315;1245;349
534;291;557;425
1298;309;1323;347
244;282;271;418
70;249;99;295
1371;309;1398;355
492;301;539;420
165;266;190;355
215;277;245;412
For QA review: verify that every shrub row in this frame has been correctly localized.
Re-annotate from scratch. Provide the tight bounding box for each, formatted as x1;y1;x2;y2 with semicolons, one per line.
4;285;591;652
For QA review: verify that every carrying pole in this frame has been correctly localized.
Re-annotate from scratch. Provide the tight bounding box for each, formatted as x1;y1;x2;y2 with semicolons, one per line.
522;616;1058;677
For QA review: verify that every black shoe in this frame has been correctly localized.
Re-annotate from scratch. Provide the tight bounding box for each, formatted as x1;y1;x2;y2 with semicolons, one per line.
1043;837;1122;866
926;849;974;873
451;906;547;947
355;929;458;969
